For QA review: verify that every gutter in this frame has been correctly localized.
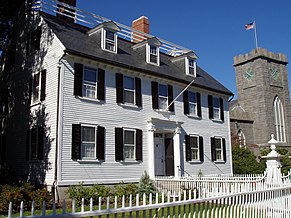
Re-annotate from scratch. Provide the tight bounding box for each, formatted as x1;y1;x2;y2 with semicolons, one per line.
52;52;66;203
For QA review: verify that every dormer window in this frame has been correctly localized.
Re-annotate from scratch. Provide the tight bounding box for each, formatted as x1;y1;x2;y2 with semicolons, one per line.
186;58;196;76
102;29;117;53
146;44;160;65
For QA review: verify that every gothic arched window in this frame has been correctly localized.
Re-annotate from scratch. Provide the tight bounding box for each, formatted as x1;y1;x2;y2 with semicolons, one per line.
274;96;286;142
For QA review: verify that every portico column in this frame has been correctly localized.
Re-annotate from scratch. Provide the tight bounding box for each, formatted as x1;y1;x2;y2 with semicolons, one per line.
174;126;181;178
147;122;156;179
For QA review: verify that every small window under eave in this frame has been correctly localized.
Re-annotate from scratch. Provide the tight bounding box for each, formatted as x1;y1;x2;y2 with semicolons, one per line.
170;51;198;77
87;21;121;53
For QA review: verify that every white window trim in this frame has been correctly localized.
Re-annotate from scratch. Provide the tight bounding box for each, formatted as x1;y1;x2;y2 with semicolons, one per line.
274;97;286;142
31;72;41;104
190;134;200;161
185;58;197;77
83;66;98;99
158;84;168;111
214;137;223;161
101;28;118;53
146;43;160;66
81;124;97;160
123;76;135;105
188;91;198;116
123;128;136;161
213;97;221;120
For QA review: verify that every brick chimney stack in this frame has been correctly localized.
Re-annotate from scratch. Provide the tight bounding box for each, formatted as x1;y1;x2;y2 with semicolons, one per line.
132;16;149;43
57;0;76;22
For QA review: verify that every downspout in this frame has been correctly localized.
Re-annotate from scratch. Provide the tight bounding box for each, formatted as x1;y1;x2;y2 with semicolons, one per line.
52;52;66;203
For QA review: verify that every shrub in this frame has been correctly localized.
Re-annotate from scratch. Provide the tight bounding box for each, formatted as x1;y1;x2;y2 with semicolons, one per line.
114;182;138;202
138;171;156;196
0;183;51;215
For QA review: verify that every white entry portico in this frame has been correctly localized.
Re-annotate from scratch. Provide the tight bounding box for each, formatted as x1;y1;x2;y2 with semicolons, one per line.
147;118;183;179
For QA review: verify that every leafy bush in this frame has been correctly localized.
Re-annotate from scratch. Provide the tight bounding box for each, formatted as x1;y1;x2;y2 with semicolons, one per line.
232;145;265;174
0;183;51;215
114;182;138;202
66;182;112;206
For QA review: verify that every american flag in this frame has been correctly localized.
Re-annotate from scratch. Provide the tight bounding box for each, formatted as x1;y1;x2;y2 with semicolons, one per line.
245;22;254;30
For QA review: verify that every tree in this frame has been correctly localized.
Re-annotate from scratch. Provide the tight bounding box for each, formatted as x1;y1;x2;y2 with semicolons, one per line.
232;145;265;174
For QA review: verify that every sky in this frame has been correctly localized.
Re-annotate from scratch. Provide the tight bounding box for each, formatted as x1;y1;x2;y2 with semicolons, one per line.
77;0;291;99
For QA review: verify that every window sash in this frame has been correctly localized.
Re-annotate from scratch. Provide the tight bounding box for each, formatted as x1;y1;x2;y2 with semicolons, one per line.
81;126;96;159
190;136;199;161
213;97;220;119
32;73;41;103
147;44;159;64
30;128;38;160
104;30;116;52
188;59;196;75
83;67;97;98
124;129;135;160
189;92;197;115
214;138;223;161
124;76;135;104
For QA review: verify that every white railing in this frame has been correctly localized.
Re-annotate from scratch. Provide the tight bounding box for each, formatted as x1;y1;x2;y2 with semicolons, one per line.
7;185;291;218
33;0;192;57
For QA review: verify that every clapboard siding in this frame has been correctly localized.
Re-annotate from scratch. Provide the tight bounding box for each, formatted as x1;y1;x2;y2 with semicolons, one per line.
58;58;232;185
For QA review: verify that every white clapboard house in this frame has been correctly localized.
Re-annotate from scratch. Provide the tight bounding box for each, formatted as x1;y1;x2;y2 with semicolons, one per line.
0;0;233;198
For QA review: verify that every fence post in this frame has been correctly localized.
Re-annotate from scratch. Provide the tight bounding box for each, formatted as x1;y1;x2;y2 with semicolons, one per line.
8;202;12;218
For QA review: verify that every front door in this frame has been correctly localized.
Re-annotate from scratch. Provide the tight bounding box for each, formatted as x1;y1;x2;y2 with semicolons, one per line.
165;137;174;176
154;134;165;176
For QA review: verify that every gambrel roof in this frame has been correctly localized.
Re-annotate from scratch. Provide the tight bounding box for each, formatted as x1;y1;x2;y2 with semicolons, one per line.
42;12;233;96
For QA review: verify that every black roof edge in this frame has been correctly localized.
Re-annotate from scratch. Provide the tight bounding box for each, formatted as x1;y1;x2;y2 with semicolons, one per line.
233;55;288;67
65;48;234;97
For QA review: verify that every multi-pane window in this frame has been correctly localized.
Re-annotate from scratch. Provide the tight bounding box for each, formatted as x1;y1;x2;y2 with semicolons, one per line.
124;129;135;160
105;30;116;52
188;59;196;76
274;96;286;142
190;135;199;161
211;137;226;162
150;45;158;64
214;138;223;161
124;76;135;104
189;91;197;116
27;127;44;161
213;97;220;119
32;73;41;103
83;67;97;98
81;126;96;159
158;84;168;110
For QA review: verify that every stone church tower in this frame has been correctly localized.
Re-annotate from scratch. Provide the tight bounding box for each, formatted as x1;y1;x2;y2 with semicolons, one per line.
230;48;291;147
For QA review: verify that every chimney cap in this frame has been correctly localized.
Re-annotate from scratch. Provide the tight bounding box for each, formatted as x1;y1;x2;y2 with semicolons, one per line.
132;16;149;24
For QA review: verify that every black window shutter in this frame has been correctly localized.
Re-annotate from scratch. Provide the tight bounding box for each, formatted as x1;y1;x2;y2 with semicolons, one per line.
183;90;189;115
208;95;213;119
135;77;142;107
72;124;81;160
4;89;9;115
116;73;124;104
135;129;142;161
219;98;224;121
210;137;216;162
74;63;83;96
185;135;191;161
37;126;44;160
97;68;105;100
35;26;42;50
26;129;30;161
40;69;46;101
197;92;202;117
0;135;6;163
29;76;32;105
168;85;174;112
222;138;227;162
199;136;204;162
97;126;105;160
151;81;158;109
115;127;124;161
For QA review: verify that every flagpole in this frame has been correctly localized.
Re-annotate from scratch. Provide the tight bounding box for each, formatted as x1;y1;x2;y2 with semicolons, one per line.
254;20;259;48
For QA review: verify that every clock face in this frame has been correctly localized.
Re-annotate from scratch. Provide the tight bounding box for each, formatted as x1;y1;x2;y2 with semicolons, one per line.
270;67;279;80
244;68;254;81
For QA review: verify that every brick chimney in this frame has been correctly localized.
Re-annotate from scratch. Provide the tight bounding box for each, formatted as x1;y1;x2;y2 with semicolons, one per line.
132;16;149;43
57;0;76;22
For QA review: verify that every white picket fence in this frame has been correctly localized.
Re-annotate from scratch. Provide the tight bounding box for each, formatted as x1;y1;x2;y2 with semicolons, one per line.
155;170;291;196
7;184;291;218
